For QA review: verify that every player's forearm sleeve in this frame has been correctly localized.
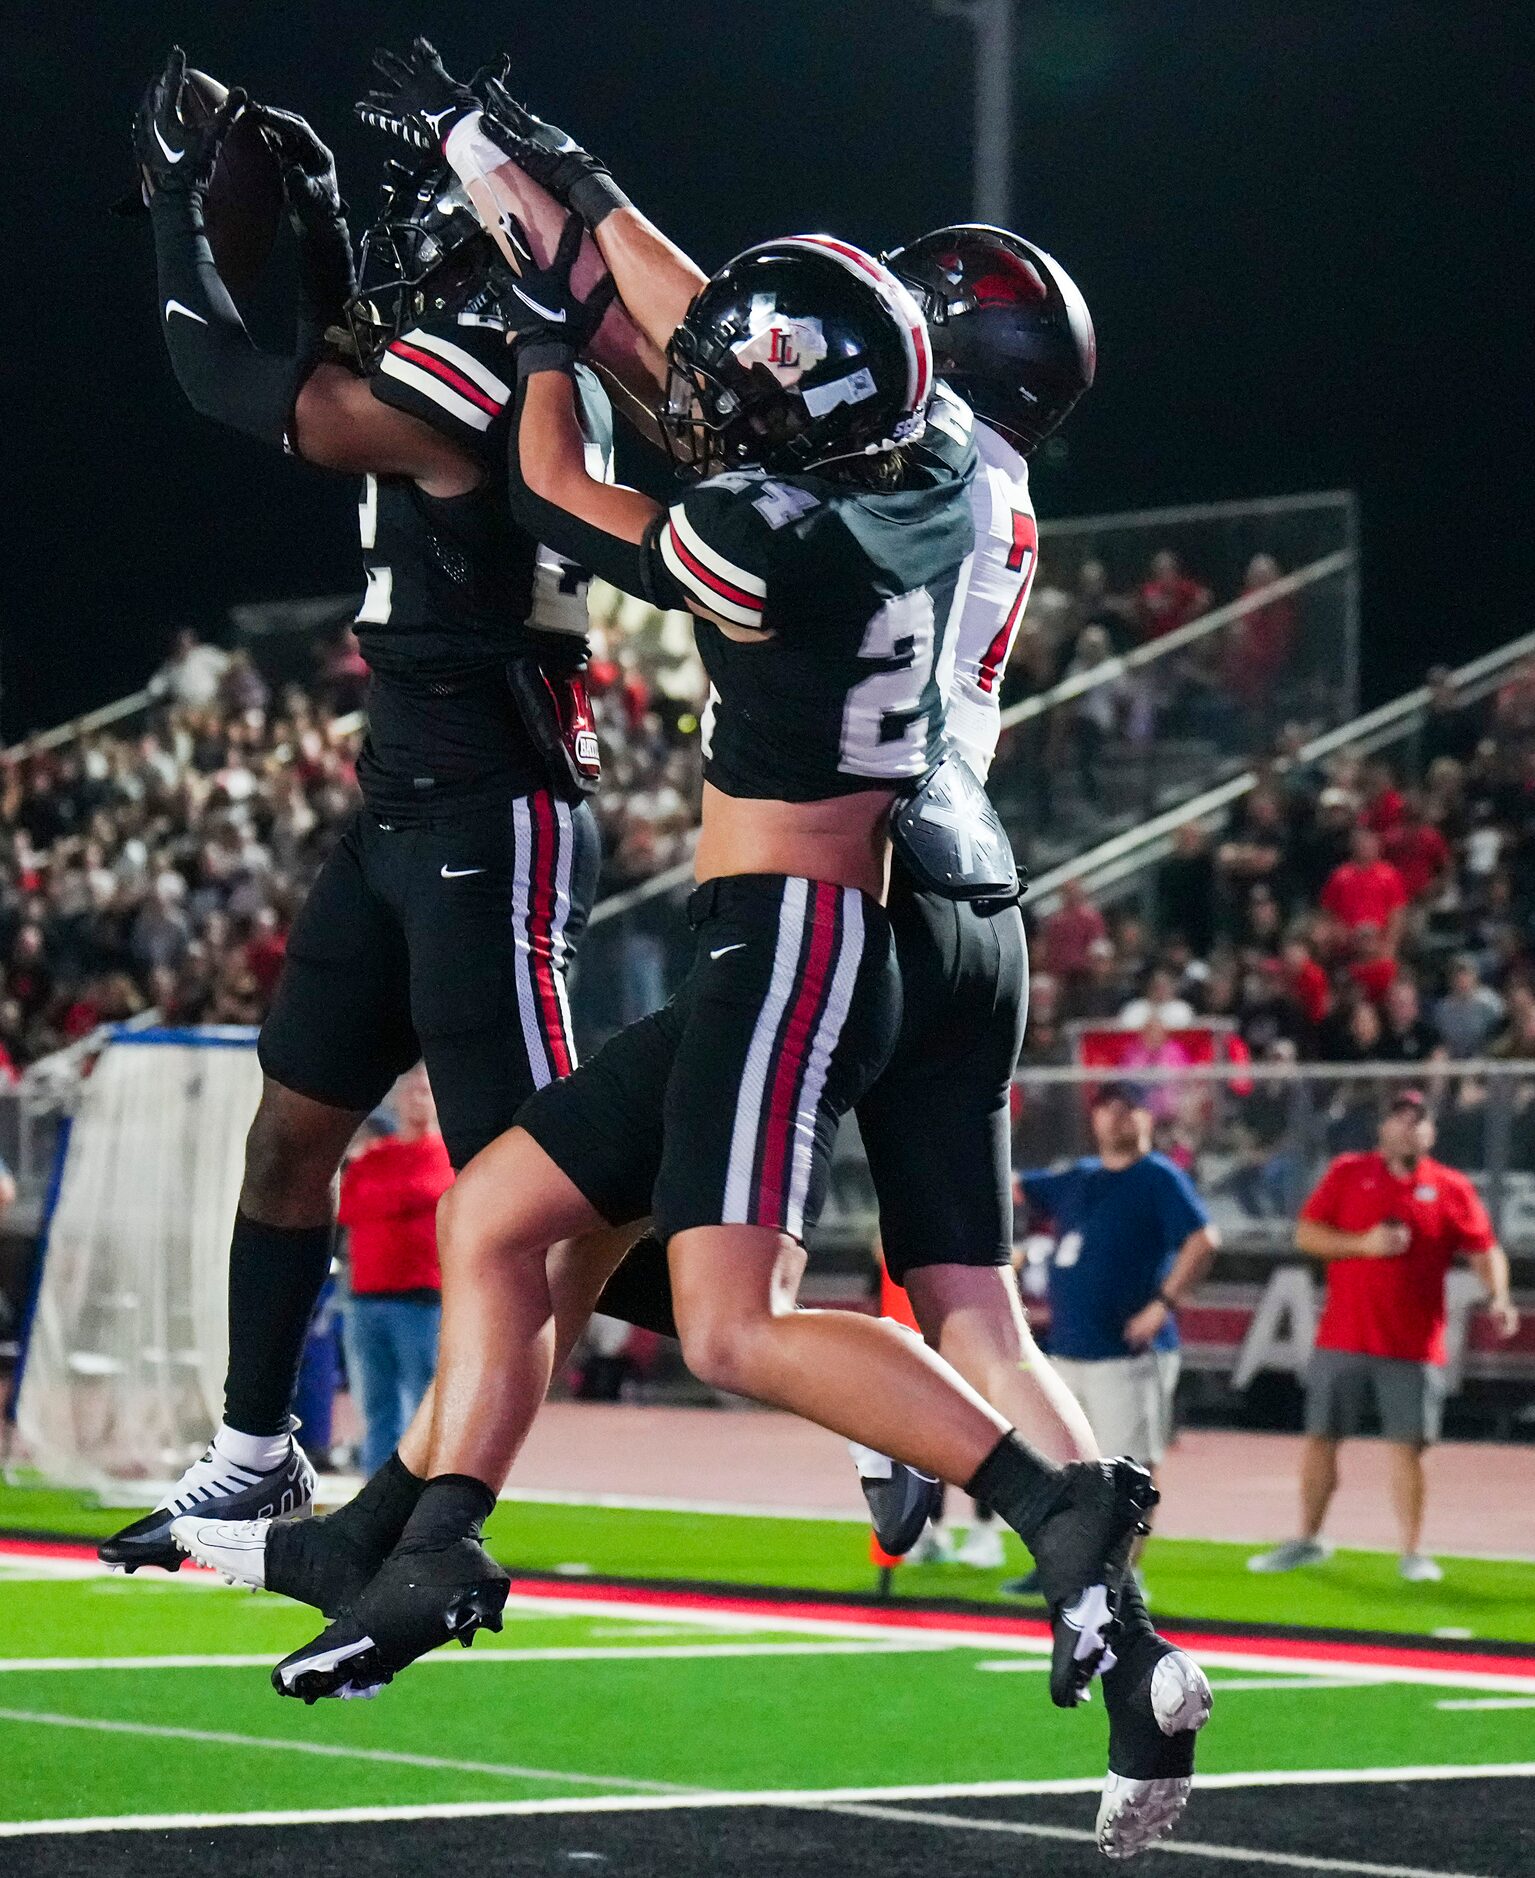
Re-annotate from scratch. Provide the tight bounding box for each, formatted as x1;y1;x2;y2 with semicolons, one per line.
504;346;680;607
148;191;316;450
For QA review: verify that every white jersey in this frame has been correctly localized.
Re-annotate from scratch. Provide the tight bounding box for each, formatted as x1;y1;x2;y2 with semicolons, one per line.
934;400;1038;780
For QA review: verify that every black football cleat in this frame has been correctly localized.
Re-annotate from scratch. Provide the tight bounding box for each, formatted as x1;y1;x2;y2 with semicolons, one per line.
98;1434;315;1574
850;1446;944;1557
1097;1630;1213;1858
1027;1457;1159;1708
272;1538;511;1702
172;1508;389;1617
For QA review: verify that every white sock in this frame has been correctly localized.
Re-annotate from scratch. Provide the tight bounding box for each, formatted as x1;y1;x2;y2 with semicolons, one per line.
213;1421;291;1473
849;1442;894;1481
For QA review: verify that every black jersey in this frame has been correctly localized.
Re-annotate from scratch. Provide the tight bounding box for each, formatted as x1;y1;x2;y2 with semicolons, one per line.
356;314;613;818
643;427;977;803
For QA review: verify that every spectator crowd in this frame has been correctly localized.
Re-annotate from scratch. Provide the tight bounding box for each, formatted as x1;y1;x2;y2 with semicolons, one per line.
4;557;1531;1119
997;543;1323;828
1018;660;1535;1199
0;596;706;1075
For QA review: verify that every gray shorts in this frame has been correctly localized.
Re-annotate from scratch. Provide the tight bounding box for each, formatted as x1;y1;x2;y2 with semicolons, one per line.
1051;1351;1181;1466
1304;1346;1445;1445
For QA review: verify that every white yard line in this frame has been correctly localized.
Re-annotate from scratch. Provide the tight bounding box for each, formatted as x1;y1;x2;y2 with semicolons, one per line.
1435;1697;1535;1711
0;1637;950;1675
0;1707;691;1795
8;1555;1535;1695
4;1762;1534;1840
822;1797;1496;1878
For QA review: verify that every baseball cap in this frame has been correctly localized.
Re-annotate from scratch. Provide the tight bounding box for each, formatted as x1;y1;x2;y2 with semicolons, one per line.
1385;1088;1429;1117
1092;1080;1151;1110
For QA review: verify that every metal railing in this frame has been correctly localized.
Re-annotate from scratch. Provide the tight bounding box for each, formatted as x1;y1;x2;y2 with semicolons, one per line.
1;686;161;761
979;489;1360;872
1004;1058;1535;1258
1026;624;1535;916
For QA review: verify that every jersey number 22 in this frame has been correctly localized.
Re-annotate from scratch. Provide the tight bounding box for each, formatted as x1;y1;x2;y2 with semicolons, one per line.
839;588;937;780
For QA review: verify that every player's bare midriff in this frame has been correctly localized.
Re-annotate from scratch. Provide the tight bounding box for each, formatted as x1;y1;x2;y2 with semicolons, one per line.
695;780;894;902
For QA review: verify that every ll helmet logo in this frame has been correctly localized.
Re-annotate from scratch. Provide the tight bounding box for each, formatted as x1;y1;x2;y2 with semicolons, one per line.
731;297;829;387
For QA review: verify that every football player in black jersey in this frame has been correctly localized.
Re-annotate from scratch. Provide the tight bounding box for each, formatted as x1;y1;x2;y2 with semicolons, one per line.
101;52;656;1572
485;156;1211;1847
207;44;1162;1738
403;75;1209;1851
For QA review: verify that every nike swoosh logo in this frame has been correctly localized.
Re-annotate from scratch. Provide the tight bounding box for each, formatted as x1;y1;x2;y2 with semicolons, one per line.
165;299;208;326
153;121;184;164
441;866;485;879
508;281;568;324
710;943;746;960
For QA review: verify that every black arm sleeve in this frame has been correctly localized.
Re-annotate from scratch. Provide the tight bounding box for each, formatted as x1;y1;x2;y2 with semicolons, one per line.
503;342;680;607
148;191;318;450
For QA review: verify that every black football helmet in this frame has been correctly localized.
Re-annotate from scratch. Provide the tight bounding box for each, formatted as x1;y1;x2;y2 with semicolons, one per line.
659;235;935;477
346;158;500;367
885;225;1095;454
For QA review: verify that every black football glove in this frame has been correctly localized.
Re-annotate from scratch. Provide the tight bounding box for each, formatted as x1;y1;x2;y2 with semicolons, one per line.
355;36;478;151
481;77;631;232
489;212;617;351
132;47;246;206
251;104;343;231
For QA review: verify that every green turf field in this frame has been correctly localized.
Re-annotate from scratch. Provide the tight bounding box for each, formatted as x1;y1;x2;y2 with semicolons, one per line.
4;1554;1535;1833
6;1478;1535;1645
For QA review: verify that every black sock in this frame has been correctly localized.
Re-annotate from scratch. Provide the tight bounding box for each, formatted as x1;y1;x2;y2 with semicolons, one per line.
966;1431;1063;1545
1112;1572;1159;1651
323;1452;424;1554
222;1211;334;1436
398;1474;498;1552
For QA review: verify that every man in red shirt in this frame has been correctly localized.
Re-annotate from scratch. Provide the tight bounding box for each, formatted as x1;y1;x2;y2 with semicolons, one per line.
1320;827;1408;947
338;1068;455;1476
1038;878;1108;991
1249;1092;1517;1582
1136;550;1210;641
1382;794;1451;902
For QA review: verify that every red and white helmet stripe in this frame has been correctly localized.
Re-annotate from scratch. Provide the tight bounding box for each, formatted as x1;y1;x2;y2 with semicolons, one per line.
777;234;934;418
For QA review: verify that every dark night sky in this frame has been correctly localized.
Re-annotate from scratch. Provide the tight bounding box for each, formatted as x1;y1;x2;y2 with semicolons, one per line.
2;2;1528;739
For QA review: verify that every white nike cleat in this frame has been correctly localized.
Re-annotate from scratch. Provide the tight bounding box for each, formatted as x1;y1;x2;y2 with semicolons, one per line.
1097;1771;1194;1859
1246;1537;1331;1573
1097;1648;1213;1859
99;1426;314;1573
955;1520;1006;1569
171;1516;274;1590
906;1523;957;1565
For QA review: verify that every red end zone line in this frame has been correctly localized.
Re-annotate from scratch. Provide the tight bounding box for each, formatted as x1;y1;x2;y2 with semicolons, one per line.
10;1538;1533;1683
501;1573;1535;1682
1;1536;216;1575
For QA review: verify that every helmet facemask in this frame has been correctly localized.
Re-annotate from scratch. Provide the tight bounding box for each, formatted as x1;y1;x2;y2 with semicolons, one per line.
659;327;818;479
659;240;933;481
346;163;496;370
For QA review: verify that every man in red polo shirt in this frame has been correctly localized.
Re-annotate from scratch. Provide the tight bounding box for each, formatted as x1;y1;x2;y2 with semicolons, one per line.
1248;1092;1517;1582
338;1068;454;1476
1320;827;1408;945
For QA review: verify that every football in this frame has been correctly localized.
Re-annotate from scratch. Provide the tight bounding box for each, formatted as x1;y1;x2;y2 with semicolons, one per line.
182;68;283;300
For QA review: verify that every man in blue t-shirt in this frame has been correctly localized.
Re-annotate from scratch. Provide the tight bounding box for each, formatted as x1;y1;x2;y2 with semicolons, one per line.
1019;1083;1218;1506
